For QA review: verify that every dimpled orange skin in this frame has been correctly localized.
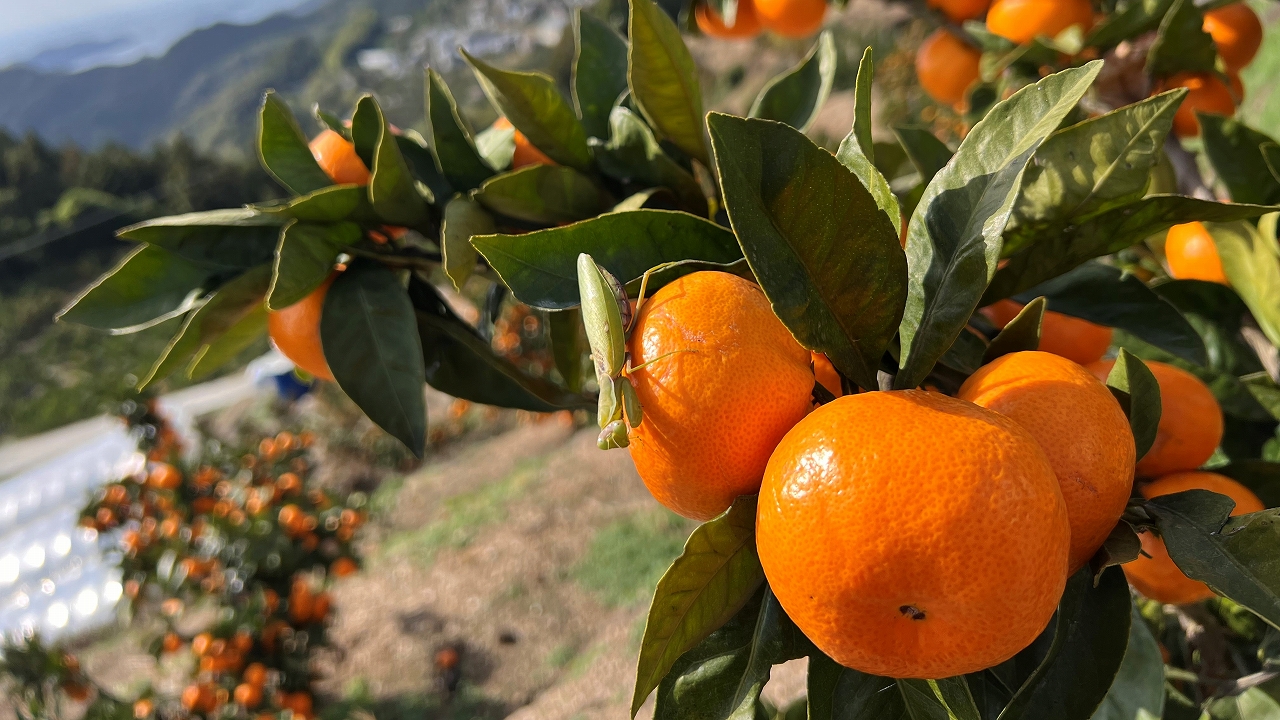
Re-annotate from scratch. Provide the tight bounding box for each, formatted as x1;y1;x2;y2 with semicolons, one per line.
492;117;557;170
916;29;983;108
753;0;827;38
958;352;1136;571
1204;3;1263;72
928;0;991;22
627;272;814;521
268;276;336;382
982;300;1113;366
309;130;370;185
986;0;1094;45
1126;472;1264;604
1161;72;1236;138
696;0;762;38
757;391;1070;678
1165;222;1228;284
1087;360;1223;478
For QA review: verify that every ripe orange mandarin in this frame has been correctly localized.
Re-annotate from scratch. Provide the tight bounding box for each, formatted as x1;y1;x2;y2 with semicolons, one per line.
268;275;336;381
928;0;991;22
812;352;843;398
309;130;370;185
1160;72;1235;138
754;0;827;38
916;29;982;108
1204;3;1263;72
695;0;762;38
1126;472;1264;604
1165;222;1228;284
627;272;814;521
982;299;1113;365
492;117;556;170
986;0;1094;44
958;352;1136;571
758;390;1069;678
1087;359;1223;477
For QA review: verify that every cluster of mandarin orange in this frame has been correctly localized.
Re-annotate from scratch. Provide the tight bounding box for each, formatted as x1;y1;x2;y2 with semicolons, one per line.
692;0;828;39
916;0;1260;137
80;426;365;720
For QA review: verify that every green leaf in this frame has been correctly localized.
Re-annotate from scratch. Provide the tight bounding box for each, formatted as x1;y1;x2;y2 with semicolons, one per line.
257;91;332;196
806;654;905;720
473;121;516;173
441;195;494;292
1086;0;1175;49
895;62;1103;390
1199;116;1280;206
1212;220;1280;348
368;101;430;226
982;296;1044;363
59;245;212;333
1218;460;1280;510
628;0;708;165
141;265;271;388
1089;606;1165;720
1208;688;1280;720
408;277;593;411
899;678;981;720
396;130;453;204
425;68;494;192
835;55;900;233
631;497;764;717
653;587;810;720
264;185;376;224
709;113;905;392
1147;491;1280;630
314;106;348;138
461;50;593;171
320;260;427;456
1091;521;1144;580
548;308;588;392
1104;349;1163;461
593;106;706;215
1145;0;1216;78
894;126;952;187
349;95;380;171
998;567;1131;720
851;46;874;162
117;208;283;270
749;31;836;133
471;209;741;309
1006;90;1185;257
187;302;269;380
988;197;1276;303
574;10;630;140
474;165;613;224
267;221;361;311
1011;261;1206;365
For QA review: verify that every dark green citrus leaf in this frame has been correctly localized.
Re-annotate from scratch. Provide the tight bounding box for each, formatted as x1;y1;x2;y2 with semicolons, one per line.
265;185;376;224
1086;0;1174;49
258;91;332;196
899;678;981;720
749;31;836;133
593;106;706;214
321;260;427;456
548;308;588;392
807;654;905;720
1146;491;1280;629
1114;332;1272;422
982;296;1044;363
314;106;348;138
117;208;283;270
998;567;1131;720
441;195;494;292
475;165;613;224
709;113;906;392
1090;521;1143;583
574;10;629;140
471;209;741;309
1090;605;1165;720
187;302;269;380
851;46;874;162
628;0;708;164
1207;689;1280;720
1218;460;1280;509
1199;115;1280;206
836;55;900;233
632;497;765;717
895;62;1103;390
408;277;594;411
1211;220;1280;348
267;221;361;311
349;95;380;171
369;101;430;226
1104;349;1162;461
461;49;593;171
59;245;213;333
426;68;494;192
894;126;952;187
1145;0;1216;78
396;130;452;204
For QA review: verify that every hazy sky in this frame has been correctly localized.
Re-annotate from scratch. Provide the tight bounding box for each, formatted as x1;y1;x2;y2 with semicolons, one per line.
0;0;182;34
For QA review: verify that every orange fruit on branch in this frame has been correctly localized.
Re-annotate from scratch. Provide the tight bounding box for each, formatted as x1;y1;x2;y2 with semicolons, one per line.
1159;72;1235;138
309;130;370;185
1126;471;1263;604
1088;359;1223;478
234;683;263;709
626;271;814;521
268;275;336;382
958;351;1136;571
1165;222;1228;284
695;0;762;38
986;0;1094;45
1204;3;1263;72
981;299;1112;365
492;117;556;170
928;0;991;22
916;29;982;108
757;390;1069;678
754;0;827;38
147;463;182;490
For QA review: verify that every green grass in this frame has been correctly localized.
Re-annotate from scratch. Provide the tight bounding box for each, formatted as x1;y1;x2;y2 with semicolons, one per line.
573;509;695;608
382;456;545;565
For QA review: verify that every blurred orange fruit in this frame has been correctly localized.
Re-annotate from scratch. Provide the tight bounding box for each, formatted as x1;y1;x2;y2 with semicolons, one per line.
1204;3;1263;71
309;130;370;185
916;29;982;108
986;0;1094;44
695;0;762;38
754;0;827;38
1165;222;1228;284
1160;72;1235;137
268;276;336;382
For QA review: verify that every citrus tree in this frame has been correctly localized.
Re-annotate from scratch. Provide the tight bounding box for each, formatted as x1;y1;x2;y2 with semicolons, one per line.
56;0;1280;716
